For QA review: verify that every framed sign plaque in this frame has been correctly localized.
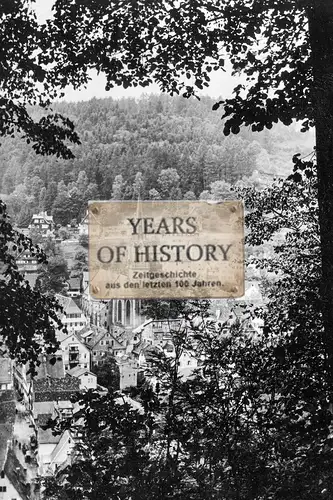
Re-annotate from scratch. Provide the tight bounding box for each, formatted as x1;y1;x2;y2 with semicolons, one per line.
89;200;244;299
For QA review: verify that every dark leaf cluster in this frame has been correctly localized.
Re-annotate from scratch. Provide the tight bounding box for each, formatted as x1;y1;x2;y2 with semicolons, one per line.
0;200;64;374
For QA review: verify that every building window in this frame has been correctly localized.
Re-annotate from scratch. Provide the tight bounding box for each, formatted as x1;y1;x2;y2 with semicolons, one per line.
0;486;7;492
0;471;4;478
126;300;131;324
117;300;122;322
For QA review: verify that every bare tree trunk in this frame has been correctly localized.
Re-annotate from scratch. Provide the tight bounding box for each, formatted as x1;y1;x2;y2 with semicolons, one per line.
308;1;333;380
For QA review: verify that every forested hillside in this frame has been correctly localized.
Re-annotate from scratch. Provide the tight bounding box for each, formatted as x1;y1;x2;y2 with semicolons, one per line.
0;94;314;226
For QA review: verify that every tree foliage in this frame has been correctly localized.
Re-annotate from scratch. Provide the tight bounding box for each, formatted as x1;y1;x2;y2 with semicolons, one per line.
40;0;314;134
32;1;333;349
91;354;120;392
79;233;89;249
239;154;320;344
36;253;69;296
1;95;310;226
1;2;333;496
0;1;317;160
42;390;150;500
0;1;81;157
42;161;333;499
0;200;63;374
72;249;88;273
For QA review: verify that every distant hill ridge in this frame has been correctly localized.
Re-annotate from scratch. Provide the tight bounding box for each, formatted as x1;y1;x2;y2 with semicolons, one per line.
0;94;314;227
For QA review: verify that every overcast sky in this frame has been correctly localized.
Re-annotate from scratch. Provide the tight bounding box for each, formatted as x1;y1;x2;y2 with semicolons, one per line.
34;0;241;102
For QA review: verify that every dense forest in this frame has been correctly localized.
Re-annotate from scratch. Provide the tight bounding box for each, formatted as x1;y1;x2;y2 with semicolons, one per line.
0;94;314;227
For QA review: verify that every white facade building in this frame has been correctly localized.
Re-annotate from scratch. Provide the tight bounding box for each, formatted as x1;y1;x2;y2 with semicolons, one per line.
57;332;91;371
55;294;88;334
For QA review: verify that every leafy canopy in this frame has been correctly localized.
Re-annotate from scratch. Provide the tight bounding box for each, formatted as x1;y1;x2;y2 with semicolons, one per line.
0;1;314;154
0;1;81;157
0;200;64;374
91;353;120;391
43;160;333;500
46;0;311;133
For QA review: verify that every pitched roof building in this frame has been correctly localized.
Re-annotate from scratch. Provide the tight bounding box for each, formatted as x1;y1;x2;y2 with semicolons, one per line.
1;448;32;500
68;366;97;390
42;429;74;477
28;211;54;236
67;276;81;298
117;355;139;390
57;331;91;372
16;249;39;275
87;329;126;367
55;294;88;333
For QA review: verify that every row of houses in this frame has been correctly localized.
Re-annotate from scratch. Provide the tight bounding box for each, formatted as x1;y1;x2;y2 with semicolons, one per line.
51;279;265;389
0;295;264;500
0;316;199;494
1;333;124;494
22;210;88;238
2;211;265;498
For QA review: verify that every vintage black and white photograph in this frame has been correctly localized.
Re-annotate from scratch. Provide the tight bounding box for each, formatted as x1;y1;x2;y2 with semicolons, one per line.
0;1;331;499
